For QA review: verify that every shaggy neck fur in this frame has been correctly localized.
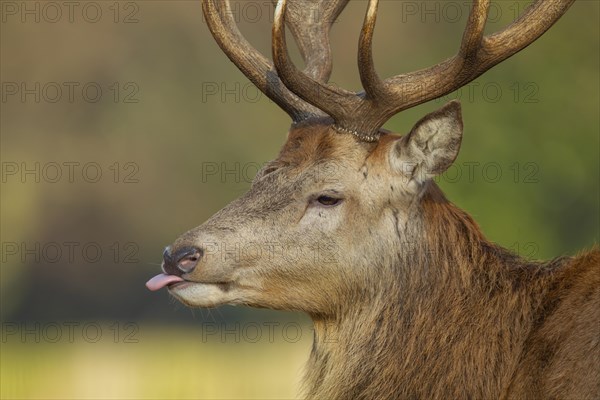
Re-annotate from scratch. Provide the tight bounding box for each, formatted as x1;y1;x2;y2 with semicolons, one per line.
302;183;572;400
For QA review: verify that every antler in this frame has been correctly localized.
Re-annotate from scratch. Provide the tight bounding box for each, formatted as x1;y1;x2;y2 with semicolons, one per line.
273;0;575;141
202;0;349;123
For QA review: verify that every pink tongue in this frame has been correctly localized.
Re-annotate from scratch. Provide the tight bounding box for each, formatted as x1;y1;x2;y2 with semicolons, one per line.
146;274;184;291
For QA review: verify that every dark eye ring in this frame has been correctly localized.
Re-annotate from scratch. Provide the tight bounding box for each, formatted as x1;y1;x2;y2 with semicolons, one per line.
316;195;342;207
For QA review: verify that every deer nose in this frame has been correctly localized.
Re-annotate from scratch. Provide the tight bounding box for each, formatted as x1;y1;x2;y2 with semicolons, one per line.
162;246;202;275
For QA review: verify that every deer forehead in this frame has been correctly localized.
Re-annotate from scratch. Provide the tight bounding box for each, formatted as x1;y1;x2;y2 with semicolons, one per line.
275;124;397;181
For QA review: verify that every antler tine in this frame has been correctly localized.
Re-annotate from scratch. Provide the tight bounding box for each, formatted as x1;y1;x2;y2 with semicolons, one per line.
353;0;489;134
481;0;575;66
370;0;490;111
358;0;488;102
202;0;332;122
459;0;490;59
357;0;384;100
273;0;349;83
272;0;363;128
378;0;574;118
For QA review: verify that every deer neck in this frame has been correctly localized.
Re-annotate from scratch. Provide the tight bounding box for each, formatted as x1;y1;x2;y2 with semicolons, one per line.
303;184;549;400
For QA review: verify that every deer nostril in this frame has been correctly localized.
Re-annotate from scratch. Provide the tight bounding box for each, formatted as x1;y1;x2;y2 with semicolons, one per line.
162;245;201;276
174;246;202;274
178;254;199;272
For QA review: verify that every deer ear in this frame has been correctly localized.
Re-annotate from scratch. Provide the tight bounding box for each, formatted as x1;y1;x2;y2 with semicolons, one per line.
390;100;463;186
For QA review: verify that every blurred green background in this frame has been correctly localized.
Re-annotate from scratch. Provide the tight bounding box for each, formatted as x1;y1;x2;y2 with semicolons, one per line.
1;0;598;399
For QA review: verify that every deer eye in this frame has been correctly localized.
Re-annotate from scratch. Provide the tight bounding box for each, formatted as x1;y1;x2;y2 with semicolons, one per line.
316;195;342;207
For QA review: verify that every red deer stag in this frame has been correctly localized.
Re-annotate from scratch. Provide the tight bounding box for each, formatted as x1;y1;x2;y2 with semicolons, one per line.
147;0;599;398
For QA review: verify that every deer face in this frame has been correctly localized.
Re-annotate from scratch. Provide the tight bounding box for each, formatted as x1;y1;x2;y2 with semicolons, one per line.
148;0;571;312
147;1;576;398
147;102;463;314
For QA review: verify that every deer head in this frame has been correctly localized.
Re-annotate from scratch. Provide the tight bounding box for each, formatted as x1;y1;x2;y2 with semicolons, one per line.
146;1;584;397
147;0;574;310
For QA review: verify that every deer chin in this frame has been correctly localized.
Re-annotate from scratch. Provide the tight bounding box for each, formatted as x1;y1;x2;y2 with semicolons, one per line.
167;280;237;308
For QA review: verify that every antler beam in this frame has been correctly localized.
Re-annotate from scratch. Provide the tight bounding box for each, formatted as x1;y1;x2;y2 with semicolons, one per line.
202;0;349;124
374;0;575;119
272;0;575;141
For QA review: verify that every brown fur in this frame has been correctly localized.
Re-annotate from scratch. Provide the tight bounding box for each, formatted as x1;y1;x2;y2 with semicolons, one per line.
191;2;591;396
167;122;599;399
304;181;599;399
